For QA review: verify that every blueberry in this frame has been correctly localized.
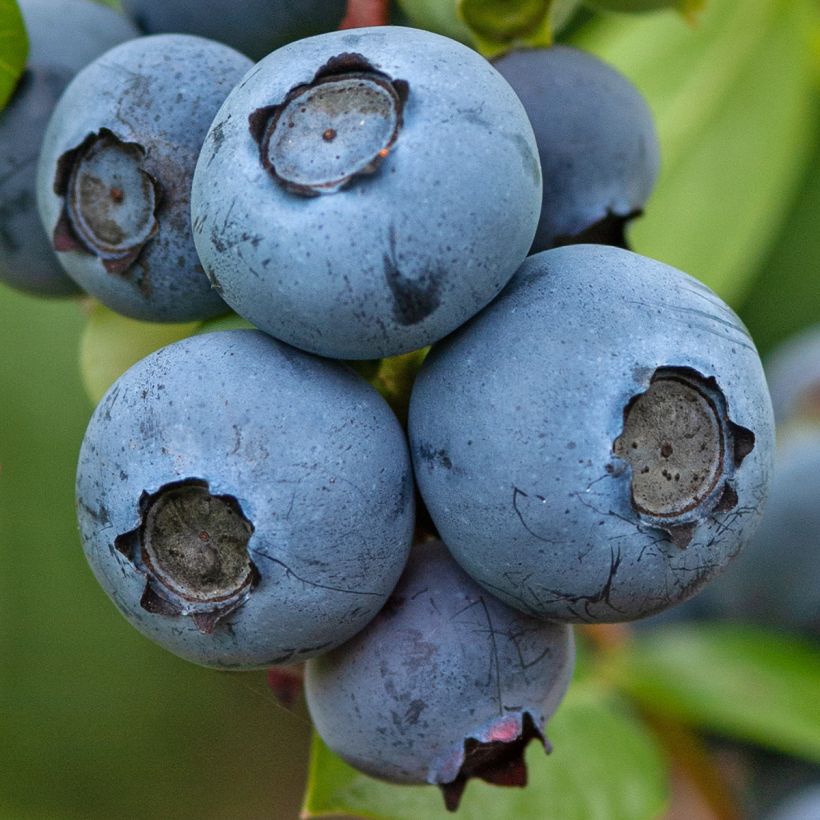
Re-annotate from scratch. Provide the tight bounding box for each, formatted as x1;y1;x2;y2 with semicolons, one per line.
77;330;415;668
36;34;252;322
409;245;774;623
766;784;820;820
191;27;542;360
494;45;659;251
696;427;820;637
305;539;574;811
121;0;346;61
763;324;820;425
0;0;138;297
726;746;820;820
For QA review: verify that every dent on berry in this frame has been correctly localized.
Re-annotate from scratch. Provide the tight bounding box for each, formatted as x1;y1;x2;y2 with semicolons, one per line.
248;53;408;196
613;366;755;548
114;479;258;634
383;226;441;326
52;128;160;275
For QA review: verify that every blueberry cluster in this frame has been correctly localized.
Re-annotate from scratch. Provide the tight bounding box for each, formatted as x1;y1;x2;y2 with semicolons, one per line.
1;1;777;809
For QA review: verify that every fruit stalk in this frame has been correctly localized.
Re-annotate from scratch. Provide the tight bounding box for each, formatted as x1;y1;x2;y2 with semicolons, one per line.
579;623;633;652
340;0;389;28
643;712;743;820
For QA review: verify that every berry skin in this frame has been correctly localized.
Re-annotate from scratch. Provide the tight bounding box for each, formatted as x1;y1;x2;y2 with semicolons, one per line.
409;245;774;623
121;0;346;61
191;26;542;360
494;45;660;251
36;34;252;322
0;0;138;297
305;539;575;811
77;330;415;669
696;427;820;637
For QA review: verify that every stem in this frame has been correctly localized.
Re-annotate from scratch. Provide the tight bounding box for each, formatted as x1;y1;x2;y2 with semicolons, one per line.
340;0;390;29
579;622;634;652
267;665;305;710
77;295;98;318
644;712;743;820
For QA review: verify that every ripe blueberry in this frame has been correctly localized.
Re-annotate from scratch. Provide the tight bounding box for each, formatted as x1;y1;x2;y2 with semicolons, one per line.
121;0;347;61
763;324;820;425
0;0;138;296
191;27;542;360
36;34;252;321
696;427;820;637
305;539;575;811
77;330;415;668
494;45;660;251
409;245;774;623
767;784;820;820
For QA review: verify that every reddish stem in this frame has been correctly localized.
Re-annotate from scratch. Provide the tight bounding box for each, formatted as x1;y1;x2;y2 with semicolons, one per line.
579;622;633;652
340;0;390;29
645;712;743;820
267;664;305;709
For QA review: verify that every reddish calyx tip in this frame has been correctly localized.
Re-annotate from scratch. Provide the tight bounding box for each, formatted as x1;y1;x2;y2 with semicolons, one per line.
485;714;521;743
438;712;543;812
267;666;305;709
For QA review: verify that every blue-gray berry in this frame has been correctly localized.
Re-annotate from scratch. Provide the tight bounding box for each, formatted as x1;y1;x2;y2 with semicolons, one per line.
191;26;542;360
409;245;774;623
77;330;415;668
36;34;252;321
766;784;820;820
121;0;346;61
0;0;138;296
763;324;820;425
696;427;820;637
305;539;574;810
494;45;659;251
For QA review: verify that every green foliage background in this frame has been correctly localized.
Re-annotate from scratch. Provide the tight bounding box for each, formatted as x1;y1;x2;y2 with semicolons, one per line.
0;303;312;817
0;0;27;109
1;0;819;818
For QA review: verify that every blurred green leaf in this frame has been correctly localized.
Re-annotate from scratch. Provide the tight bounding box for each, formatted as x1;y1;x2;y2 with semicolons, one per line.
584;0;704;18
0;0;28;111
396;0;580;52
739;111;820;356
609;624;820;763
302;686;668;820
79;301;199;404
459;0;553;56
573;0;818;307
196;311;255;334
396;0;473;42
